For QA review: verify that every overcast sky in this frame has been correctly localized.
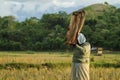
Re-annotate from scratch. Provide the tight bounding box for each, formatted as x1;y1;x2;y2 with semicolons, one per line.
0;0;120;21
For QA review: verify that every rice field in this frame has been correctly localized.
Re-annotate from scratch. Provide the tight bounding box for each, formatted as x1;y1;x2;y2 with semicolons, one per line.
0;51;120;80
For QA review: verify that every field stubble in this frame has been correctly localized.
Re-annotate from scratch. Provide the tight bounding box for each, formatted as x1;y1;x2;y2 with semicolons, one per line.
0;51;120;80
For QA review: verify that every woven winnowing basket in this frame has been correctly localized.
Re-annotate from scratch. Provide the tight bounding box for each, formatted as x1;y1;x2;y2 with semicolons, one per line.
66;10;86;45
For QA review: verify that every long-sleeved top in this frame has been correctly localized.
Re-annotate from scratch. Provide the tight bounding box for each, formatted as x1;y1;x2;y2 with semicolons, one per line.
72;42;91;63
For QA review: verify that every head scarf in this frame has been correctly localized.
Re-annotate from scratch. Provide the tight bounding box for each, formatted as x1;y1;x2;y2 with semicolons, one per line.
77;33;86;44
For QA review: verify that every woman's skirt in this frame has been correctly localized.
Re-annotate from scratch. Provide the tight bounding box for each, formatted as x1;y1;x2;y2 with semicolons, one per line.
71;63;89;80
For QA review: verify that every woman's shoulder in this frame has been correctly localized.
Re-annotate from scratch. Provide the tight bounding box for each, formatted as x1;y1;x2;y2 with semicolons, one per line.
83;42;90;45
85;42;90;44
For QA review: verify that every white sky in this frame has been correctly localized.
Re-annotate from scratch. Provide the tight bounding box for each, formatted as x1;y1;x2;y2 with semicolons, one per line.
0;0;120;21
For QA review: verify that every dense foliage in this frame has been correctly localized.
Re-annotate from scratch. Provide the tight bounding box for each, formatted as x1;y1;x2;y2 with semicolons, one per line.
0;6;119;51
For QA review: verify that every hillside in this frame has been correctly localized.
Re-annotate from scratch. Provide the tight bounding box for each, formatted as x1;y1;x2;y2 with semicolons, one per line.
77;3;116;19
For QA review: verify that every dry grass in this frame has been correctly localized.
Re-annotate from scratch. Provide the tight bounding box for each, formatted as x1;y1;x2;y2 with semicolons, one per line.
0;51;72;64
0;51;120;80
0;67;120;80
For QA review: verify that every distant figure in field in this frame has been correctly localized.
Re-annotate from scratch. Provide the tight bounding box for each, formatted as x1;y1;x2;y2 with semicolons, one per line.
71;33;91;80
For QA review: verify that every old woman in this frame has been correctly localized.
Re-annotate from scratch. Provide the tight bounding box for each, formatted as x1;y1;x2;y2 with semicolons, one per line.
71;33;91;80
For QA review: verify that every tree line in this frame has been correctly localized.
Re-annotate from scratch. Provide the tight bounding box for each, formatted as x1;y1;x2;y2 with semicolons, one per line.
0;8;120;51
